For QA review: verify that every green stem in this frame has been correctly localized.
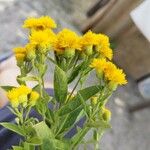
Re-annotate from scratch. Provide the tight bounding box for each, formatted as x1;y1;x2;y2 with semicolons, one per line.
25;106;32;121
66;74;82;102
72;126;90;149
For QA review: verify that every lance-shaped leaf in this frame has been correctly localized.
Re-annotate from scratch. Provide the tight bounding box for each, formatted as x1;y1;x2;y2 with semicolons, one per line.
0;122;26;136
67;63;83;84
58;85;102;116
54;66;68;103
0;86;16;91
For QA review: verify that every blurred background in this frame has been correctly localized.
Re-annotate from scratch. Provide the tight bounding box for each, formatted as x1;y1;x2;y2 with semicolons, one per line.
0;0;150;149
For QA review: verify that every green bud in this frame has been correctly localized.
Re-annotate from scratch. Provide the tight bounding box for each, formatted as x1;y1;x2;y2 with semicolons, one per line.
64;48;75;58
91;96;98;106
84;45;93;56
102;107;111;122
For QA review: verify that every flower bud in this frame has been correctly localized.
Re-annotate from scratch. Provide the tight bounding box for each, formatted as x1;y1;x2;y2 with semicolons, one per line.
102;107;111;122
84;45;93;56
90;96;98;106
15;53;25;66
64;48;75;58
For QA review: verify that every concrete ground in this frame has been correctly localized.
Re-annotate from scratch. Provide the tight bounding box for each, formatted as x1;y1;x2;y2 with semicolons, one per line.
0;0;150;149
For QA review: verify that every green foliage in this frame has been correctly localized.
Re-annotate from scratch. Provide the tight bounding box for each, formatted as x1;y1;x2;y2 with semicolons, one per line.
58;85;102;116
0;122;26;136
54;66;68;103
12;146;24;150
0;85;16;91
68;62;83;83
33;122;70;150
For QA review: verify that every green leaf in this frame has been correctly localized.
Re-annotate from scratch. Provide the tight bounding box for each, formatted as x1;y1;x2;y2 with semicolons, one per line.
33;122;70;150
12;146;24;150
33;121;54;139
27;137;42;146
41;138;70;150
57;106;82;135
54;66;67;103
68;63;83;84
0;122;25;136
23;142;35;150
0;85;16;91
58;85;102;116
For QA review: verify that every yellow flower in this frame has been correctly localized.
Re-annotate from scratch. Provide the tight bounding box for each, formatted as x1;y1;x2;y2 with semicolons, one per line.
54;28;80;52
99;47;113;60
23;16;57;30
90;58;127;85
13;47;27;64
104;63;127;85
96;34;110;48
7;85;32;108
13;47;26;54
29;29;56;52
17;85;32;95
29;91;39;106
80;30;98;47
90;58;107;71
95;34;113;60
15;53;26;62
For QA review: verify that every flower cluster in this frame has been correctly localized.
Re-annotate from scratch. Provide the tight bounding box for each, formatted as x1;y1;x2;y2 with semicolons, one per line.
14;16;114;64
90;58;127;88
7;85;39;107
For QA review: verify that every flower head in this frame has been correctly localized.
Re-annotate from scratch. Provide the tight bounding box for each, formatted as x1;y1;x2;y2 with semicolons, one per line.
95;34;113;60
29;29;56;52
13;47;27;64
90;58;127;85
80;30;98;47
90;58;107;71
104;62;127;85
7;85;32;107
23;16;57;30
54;28;80;52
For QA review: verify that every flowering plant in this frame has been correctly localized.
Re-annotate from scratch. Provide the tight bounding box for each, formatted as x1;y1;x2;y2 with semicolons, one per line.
0;16;127;150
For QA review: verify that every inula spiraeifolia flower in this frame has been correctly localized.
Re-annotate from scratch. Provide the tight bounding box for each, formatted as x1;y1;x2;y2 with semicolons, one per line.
90;58;127;88
7;85;39;108
23;16;57;30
